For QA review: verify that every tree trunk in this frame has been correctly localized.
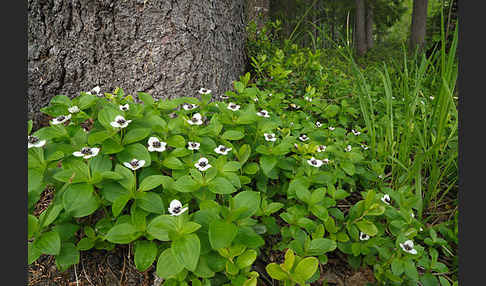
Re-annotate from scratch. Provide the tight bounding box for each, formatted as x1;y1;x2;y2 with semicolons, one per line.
410;0;429;52
355;0;367;56
246;0;270;31
365;0;374;50
28;0;247;128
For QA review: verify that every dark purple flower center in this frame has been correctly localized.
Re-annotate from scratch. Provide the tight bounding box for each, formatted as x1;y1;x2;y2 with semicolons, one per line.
198;161;207;167
117;118;126;124
311;160;317;165
130;160;139;167
57;116;65;121
266;134;273;139
28;136;39;144
172;206;181;213
404;244;412;251
152;141;161;148
192;117;199;122
81;148;92;155
384;197;390;203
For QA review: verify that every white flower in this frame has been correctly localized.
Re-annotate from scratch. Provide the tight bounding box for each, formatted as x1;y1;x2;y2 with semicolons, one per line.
73;147;100;159
253;97;259;102
257;110;270;118
28;136;46;149
381;194;391;205
420;227;424;232
227;102;240;111
316;145;327;152
289;103;301;109
214;145;232;155
429;96;435;100
304;96;313;102
51;114;71;125
110;115;132;128
359;232;370;241
119;104;129;111
322;158;330;164
264;133;277;142
351;129;361;136
299;134;309;142
147;137;167;152
168;199;188;216
220;95;229;100
328;126;335;131
290;122;294;126
187;113;203;125
182;103;198;111
315;121;322;128
68;106;80;113
399;240;418;255
123;159;145;171
91;86;101;95
307;157;323;167
187;141;200;151
420;100;425;105
198;88;211;95
378;174;384;179
361;144;369;150
268;93;272;97
195;157;212;171
410;212;415;218
345;145;352;152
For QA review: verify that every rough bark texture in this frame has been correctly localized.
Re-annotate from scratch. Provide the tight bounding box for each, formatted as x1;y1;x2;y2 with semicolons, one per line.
365;0;373;50
410;0;428;52
28;0;247;127
355;0;367;56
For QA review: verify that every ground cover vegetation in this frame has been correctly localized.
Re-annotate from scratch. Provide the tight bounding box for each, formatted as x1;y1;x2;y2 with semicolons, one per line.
28;2;458;286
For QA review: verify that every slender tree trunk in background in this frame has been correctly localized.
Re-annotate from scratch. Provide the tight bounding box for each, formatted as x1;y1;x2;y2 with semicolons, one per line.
410;0;429;52
355;0;367;56
365;0;374;50
247;0;270;31
28;0;247;128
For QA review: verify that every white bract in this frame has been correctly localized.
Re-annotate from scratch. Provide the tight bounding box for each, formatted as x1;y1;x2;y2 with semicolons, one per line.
51;114;71;125
359;232;370;241
119;104;130;111
429;96;435;100
182;103;198;111
215;145;232;155
328;126;335;131
28;136;46;149
316;145;327;152
315;121;322;128
400;240;418;255
147;137;167;152
307;157;323;167
68;106;80;113
195;157;212;171
168;199;188;216
198;88;211;95
257;110;270;118
351;129;361;136
381;194;391;205
110;115;132;128
289;103;301;109
123;159;145;171
299;134;309;142
227;102;240;111
187;141;200;151
361;144;369;150
220;95;229;100
187;113;203;125
73;147;100;159
264;133;277;142
91;86;101;95
253;97;259;102
345;145;352;152
304;96;313;102
322;158;330;164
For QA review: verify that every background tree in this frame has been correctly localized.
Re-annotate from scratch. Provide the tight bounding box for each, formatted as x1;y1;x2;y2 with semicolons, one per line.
28;0;247;128
410;0;429;51
354;0;367;56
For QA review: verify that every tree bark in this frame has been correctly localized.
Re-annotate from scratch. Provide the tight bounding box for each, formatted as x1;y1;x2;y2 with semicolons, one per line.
365;0;374;50
410;0;429;52
355;0;367;56
28;0;247;128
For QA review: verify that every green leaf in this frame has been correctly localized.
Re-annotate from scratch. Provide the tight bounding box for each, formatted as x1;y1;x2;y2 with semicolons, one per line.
356;220;378;236
223;161;241;172
28;242;42;264
340;161;355;176
171;234;201;271
260;155;277;176
77;93;97;109
117;143;151;168
308;238;337;255
173;175;200;193
391;258;404;276
33;231;61;255
76;237;95;251
136;192;164;214
208;177;236;194
282;249;295;271
209;220;238;249
162;156;185;170
404;259;419;281
293;257;319;283
101;138;124;154
62;183;100;218
222;130;245;140
106;223;139;244
236;249;257;269
139;175;167;192
28;215;39;240
146;215;177;241
180;222;202;235
167;135;186;148
138;92;155;106
421;273;439;286
88;130;113;145
265;263;288;280
39;203;64;228
28;120;33;135
156;248;185;278
112;194;131;217
98;107;121;130
115;164;136;190
233;191;260;219
55;242;80;271
134;240;158;272
122;128;151;145
194;255;215;278
237;144;251;164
